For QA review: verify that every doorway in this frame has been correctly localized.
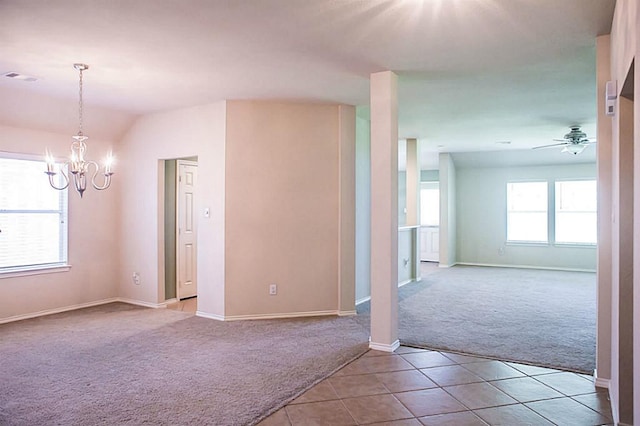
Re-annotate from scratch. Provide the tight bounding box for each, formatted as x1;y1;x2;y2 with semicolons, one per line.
164;158;198;302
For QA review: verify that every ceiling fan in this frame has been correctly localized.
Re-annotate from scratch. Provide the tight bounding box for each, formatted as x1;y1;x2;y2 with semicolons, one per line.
533;126;596;155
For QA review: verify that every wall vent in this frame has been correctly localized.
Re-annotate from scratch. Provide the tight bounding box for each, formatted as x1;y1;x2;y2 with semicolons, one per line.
3;72;38;82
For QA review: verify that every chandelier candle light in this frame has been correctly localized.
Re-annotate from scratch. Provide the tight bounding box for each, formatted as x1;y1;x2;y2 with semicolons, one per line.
45;63;114;197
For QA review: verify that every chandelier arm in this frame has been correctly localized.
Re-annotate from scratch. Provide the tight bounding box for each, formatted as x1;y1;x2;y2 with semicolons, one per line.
88;161;113;191
45;164;70;190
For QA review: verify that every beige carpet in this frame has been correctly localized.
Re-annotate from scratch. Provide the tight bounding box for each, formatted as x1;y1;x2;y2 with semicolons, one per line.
0;303;369;425
356;265;596;373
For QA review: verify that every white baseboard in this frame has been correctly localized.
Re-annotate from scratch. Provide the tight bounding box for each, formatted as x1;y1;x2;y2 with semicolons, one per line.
0;297;119;324
2;299;348;324
222;310;338;321
593;369;610;389
456;262;596;273
369;340;400;352
338;310;357;317
438;263;456;268
196;311;225;321
593;372;620;425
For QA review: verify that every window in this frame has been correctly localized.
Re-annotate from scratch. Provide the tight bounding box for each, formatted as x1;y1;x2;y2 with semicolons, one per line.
555;180;597;244
507;181;548;243
0;155;68;273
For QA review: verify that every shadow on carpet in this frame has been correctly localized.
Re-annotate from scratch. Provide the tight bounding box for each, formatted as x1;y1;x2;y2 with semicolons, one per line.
0;303;369;425
356;265;595;373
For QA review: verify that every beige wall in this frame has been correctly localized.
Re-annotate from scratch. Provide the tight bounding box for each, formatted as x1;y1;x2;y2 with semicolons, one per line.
2;98;355;322
596;34;613;385
117;102;226;317
610;0;636;85
605;0;638;423
0;124;120;321
224;101;354;317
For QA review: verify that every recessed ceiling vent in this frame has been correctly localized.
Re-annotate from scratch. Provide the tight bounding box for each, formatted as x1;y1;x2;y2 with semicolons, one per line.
3;71;38;82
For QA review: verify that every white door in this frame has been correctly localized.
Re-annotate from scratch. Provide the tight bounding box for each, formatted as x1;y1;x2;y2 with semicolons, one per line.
420;182;440;262
177;161;197;300
420;226;440;261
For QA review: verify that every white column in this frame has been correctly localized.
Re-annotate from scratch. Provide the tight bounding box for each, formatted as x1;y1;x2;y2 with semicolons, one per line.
439;153;457;267
369;71;399;352
406;138;419;226
406;138;421;281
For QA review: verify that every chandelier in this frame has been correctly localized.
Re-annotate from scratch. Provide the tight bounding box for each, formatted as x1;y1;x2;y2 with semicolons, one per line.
45;63;114;197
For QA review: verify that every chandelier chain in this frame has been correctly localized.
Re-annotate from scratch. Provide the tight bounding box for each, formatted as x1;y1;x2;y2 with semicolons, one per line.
78;66;83;136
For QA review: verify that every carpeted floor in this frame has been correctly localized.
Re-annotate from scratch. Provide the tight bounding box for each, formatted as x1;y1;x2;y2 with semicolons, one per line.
0;303;369;425
356;265;596;374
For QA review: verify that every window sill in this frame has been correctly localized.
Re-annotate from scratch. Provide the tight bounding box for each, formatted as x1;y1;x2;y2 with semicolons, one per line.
554;243;597;248
0;264;71;279
506;241;597;249
506;241;549;247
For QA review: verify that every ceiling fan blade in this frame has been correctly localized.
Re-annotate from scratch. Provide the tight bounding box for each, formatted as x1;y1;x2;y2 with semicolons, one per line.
533;142;569;150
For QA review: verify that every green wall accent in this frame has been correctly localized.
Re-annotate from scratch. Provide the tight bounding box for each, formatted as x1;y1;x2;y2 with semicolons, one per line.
398;171;407;226
398;229;414;283
355;115;371;303
164;160;177;300
421;169;439;182
456;162;597;270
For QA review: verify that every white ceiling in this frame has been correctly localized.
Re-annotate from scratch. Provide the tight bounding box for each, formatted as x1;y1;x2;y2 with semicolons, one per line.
0;0;615;167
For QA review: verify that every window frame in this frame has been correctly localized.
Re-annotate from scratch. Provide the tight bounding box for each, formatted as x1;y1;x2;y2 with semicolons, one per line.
0;151;71;278
506;180;550;244
554;178;597;246
505;177;597;248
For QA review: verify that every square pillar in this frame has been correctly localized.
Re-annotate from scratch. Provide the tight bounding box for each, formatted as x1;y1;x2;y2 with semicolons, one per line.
369;71;399;352
406;138;421;282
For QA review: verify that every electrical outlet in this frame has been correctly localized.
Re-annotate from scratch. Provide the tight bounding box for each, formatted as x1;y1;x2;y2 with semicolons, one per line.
269;284;277;295
132;272;141;285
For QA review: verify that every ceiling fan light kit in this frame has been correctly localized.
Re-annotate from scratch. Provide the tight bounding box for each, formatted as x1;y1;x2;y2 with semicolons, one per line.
562;144;586;155
532;126;596;155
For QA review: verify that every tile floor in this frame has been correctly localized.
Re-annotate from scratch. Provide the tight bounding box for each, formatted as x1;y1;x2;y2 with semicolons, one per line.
257;346;612;426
